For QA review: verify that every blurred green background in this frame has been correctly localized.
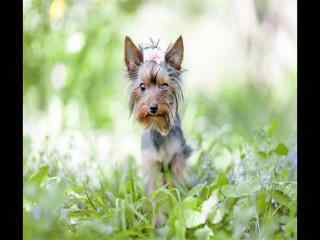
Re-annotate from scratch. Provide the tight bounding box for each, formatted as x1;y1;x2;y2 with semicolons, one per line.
23;0;297;239
23;0;296;137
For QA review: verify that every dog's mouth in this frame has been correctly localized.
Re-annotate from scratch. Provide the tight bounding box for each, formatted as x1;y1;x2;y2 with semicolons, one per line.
146;113;165;118
141;113;172;135
146;113;171;125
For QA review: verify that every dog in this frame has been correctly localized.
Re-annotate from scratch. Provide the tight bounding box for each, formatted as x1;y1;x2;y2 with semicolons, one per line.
124;35;192;224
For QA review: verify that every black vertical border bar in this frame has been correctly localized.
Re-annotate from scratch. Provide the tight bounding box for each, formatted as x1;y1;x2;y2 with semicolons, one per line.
18;0;23;238
2;0;23;239
298;0;318;238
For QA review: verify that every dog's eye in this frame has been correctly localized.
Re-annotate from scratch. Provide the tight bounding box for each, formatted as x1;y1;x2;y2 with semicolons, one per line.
139;83;146;91
160;83;169;89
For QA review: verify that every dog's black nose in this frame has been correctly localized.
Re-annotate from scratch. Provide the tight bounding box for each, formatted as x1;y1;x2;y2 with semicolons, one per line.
149;104;158;114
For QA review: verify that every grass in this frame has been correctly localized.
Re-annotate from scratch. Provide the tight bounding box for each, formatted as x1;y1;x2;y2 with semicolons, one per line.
23;81;297;240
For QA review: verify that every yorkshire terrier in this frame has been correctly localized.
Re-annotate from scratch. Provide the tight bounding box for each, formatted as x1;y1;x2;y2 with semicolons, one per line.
124;36;192;224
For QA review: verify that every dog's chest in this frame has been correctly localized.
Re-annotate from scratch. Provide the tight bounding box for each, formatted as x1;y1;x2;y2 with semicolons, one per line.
157;138;181;165
141;128;183;165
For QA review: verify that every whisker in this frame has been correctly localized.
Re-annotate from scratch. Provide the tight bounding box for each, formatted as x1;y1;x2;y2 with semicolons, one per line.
172;92;179;113
168;111;174;127
175;80;184;102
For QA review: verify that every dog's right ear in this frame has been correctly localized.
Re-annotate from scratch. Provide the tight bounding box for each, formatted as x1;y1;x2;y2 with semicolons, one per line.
125;36;143;72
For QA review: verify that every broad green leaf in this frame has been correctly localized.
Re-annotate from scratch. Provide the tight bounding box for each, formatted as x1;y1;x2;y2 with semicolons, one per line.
211;208;224;224
258;151;269;159
272;190;291;207
266;119;278;137
183;209;206;228
214;149;232;172
183;190;223;227
274;143;289;156
194;225;214;240
216;172;229;186
284;217;297;238
256;191;267;215
28;165;49;186
182;196;198;209
232;203;257;238
201;191;219;218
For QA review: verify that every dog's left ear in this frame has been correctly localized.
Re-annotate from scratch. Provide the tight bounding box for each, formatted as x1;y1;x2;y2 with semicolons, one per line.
165;36;184;70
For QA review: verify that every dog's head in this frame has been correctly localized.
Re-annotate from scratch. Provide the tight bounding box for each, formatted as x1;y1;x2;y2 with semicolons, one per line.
125;36;184;135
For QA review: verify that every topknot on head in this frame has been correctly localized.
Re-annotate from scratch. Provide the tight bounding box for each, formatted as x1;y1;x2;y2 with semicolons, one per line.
138;38;161;51
125;35;184;72
139;38;165;65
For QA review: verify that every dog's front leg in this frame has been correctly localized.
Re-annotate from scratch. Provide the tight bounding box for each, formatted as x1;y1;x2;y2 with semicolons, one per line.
142;150;162;195
142;152;166;226
171;153;186;186
144;160;163;195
